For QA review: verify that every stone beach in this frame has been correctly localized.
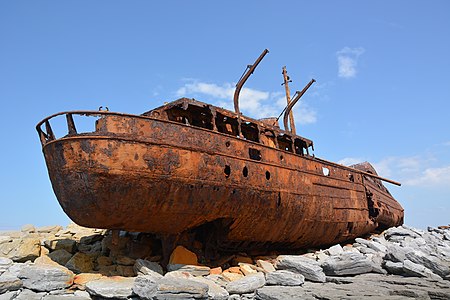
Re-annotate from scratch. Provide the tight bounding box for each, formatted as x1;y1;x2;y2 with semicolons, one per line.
1;223;450;299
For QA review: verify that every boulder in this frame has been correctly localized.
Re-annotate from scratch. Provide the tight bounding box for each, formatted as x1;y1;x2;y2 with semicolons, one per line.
256;286;312;300
275;255;326;282
0;257;12;274
256;260;275;273
322;252;373;276
239;263;258;276
226;272;266;294
73;273;103;290
65;252;94;273
44;238;77;254
154;277;209;299
13;289;46;300
191;276;229;300
85;276;135;299
325;244;343;256
0;238;40;262
169;245;198;265
48;249;73;266
134;258;163;276
0;272;22;294
18;263;74;292
132;274;160;299
37;225;63;234
167;264;210;276
115;255;135;266
266;270;305;286
402;259;442;280
405;250;450;277
222;271;244;282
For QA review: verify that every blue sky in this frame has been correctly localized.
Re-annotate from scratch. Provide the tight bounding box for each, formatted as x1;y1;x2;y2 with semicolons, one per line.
1;1;449;230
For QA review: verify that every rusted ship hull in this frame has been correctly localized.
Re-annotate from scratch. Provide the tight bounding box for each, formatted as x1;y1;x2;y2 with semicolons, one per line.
38;106;403;250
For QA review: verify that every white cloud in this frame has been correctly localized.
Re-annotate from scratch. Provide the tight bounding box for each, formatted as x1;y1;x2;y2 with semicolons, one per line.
175;80;317;124
404;165;450;187
336;47;365;78
337;157;365;166
350;155;450;188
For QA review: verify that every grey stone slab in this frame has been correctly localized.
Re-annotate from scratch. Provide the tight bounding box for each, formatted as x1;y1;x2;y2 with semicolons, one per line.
154;277;208;299
85;276;135;299
133;274;160;300
19;264;74;292
0;272;22;294
265;270;304;286
191;276;229;300
322;252;373;276
226;273;266;295
255;286;315;300
275;255;325;282
134;258;163;276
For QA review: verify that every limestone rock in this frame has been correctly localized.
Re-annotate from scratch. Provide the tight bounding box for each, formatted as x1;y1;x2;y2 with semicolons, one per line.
169;245;198;265
73;273;103;290
275;255;326;282
256;260;275;273
256;286;313;300
0;236;12;245
405;250;450;277
239;263;257;276
133;274;160;299
155;277;209;299
383;260;404;275
0;291;19;300
384;226;420;241
18;263;74;292
85;276;135;299
44;238;77;253
37;225;63;234
0;272;22;294
21;224;36;233
222;271;244;282
48;249;73;266
167;264;210;276
13;289;46;300
266;269;305;286
0;238;40;262
325;244;343;256
403;259;442;280
210;267;222;275
134;258;163;276
96;255;113;267
226;272;266;294
0;257;12;274
65;252;94;273
191;276;229;300
322;252;373;276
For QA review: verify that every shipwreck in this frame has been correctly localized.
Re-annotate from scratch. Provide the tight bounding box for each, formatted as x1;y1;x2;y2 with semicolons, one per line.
37;49;404;252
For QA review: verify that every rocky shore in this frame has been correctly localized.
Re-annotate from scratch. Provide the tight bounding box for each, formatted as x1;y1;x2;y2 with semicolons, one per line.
1;223;450;299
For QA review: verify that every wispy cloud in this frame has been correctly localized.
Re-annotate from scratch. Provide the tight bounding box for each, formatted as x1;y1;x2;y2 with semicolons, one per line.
175;80;317;124
340;154;450;188
404;165;450;187
337;157;366;167
336;47;365;78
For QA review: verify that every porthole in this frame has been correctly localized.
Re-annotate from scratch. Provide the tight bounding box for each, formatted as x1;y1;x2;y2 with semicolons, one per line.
225;141;231;148
266;171;271;180
243;166;248;177
224;165;231;178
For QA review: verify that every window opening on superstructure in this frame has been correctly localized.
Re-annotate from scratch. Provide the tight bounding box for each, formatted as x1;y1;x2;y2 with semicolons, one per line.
277;134;293;152
216;112;239;136
165;104;213;130
260;129;277;148
241;121;259;142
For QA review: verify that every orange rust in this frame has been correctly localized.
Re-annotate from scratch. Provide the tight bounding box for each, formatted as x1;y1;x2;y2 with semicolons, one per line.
36;98;404;251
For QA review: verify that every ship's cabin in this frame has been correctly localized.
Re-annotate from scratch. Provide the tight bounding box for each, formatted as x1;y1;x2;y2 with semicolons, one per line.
143;98;314;156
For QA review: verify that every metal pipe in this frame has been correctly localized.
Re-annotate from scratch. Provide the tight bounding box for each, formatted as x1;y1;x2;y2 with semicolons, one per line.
283;79;315;132
233;49;269;115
